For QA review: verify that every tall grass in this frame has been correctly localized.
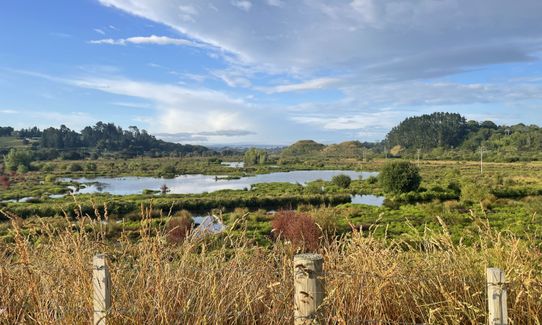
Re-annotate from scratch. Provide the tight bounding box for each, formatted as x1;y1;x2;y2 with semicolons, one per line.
1;208;541;324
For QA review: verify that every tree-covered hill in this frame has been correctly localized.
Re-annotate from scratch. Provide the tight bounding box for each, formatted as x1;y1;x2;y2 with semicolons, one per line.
0;122;210;158
278;112;542;162
385;112;469;149
384;112;542;157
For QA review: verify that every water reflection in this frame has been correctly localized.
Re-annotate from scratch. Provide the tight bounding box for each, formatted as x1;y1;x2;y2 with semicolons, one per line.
62;170;379;196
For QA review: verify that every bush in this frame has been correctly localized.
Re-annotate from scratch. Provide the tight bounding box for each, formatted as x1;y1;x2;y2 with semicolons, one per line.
165;214;193;244
0;175;10;189
160;165;177;178
331;174;351;189
379;161;421;194
271;210;321;252
461;182;491;204
41;163;55;172
312;207;338;237
17;164;29;174
4;149;33;172
366;176;378;184
85;162;97;172
67;163;83;172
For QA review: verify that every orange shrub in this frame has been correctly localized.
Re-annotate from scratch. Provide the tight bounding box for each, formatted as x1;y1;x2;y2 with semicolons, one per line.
166;216;193;244
0;175;9;189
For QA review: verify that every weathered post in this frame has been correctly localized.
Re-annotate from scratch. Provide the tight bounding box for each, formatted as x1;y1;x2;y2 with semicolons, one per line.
93;254;111;325
294;253;324;325
487;267;508;325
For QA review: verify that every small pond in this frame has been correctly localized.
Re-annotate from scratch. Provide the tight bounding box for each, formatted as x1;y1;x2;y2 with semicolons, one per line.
350;195;385;207
221;161;244;168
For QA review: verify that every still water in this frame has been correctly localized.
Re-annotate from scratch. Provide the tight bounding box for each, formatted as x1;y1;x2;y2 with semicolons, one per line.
64;170;379;196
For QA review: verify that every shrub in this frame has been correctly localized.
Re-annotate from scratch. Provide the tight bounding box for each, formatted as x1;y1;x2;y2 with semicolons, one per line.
271;210;321;252
160;165;177;178
166;214;193;244
17;164;29;174
41;163;55;172
379;161;421;194
67;163;83;172
0;175;10;189
4;149;33;172
461;182;491;204
366;176;378;184
331;174;351;189
312;207;338;237
85;162;97;172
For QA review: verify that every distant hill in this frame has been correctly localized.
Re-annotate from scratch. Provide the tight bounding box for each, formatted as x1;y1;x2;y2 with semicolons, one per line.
322;141;365;157
280;140;376;159
280;140;325;156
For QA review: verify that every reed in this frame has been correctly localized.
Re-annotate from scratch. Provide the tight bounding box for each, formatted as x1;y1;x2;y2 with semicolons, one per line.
1;208;541;324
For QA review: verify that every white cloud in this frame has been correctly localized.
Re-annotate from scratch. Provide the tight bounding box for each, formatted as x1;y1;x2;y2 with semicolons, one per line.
266;0;284;7
0;109;17;114
212;69;252;88
178;5;197;15
231;0;252;11
339;80;542;108
178;4;198;21
291;110;404;131
111;101;153;109
155;129;255;143
97;0;542;79
70;76;256;135
94;28;106;35
3;110;97;130
89;35;202;47
258;78;339;93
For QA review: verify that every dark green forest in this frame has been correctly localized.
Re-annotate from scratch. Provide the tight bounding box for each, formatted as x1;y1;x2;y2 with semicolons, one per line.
385;112;542;152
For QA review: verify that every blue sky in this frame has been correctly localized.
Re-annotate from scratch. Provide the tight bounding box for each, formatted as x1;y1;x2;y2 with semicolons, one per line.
1;0;542;145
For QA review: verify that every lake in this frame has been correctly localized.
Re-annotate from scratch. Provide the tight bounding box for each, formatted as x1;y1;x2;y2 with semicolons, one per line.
63;170;379;196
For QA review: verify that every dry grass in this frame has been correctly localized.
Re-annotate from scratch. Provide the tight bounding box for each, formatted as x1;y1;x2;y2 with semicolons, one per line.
1;209;542;325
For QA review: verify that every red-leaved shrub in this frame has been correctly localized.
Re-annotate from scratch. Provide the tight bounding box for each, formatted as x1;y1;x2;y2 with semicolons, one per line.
271;210;321;252
166;216;193;244
0;175;9;189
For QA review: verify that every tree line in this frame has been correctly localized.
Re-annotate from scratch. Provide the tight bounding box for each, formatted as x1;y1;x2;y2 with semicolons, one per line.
0;122;210;158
